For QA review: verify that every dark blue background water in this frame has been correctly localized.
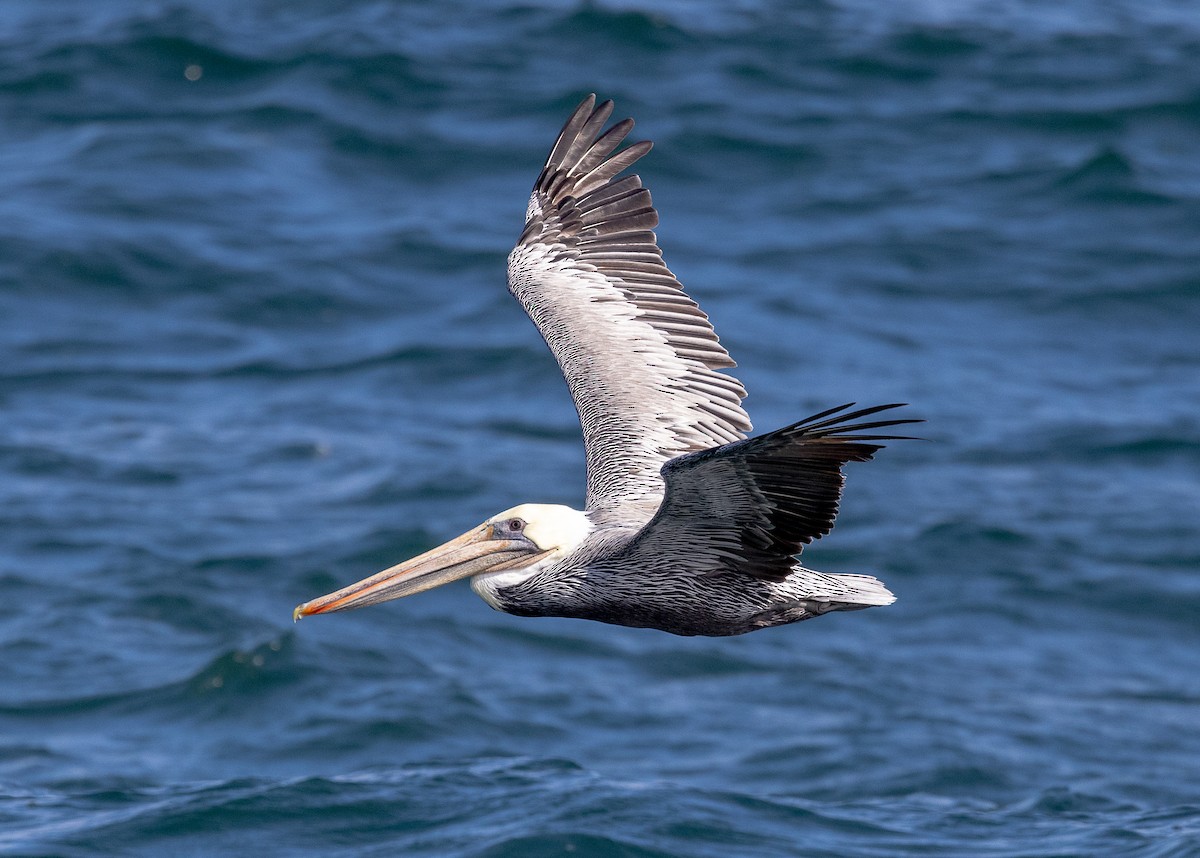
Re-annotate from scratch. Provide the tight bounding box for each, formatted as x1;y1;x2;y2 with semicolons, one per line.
2;1;1198;855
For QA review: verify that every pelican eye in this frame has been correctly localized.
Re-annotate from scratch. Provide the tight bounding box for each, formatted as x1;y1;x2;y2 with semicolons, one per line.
504;517;526;534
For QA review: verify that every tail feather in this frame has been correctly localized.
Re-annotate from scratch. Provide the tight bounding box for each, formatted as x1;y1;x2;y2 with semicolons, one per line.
799;569;896;609
744;569;895;632
828;573;896;608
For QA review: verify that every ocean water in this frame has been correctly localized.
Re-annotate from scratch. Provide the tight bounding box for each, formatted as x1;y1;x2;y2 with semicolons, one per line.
2;0;1199;855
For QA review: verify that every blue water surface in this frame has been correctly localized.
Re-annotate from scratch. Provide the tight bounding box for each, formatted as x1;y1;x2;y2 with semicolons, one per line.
2;1;1199;855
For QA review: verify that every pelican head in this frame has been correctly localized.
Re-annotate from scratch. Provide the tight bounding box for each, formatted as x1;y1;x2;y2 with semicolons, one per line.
293;504;592;620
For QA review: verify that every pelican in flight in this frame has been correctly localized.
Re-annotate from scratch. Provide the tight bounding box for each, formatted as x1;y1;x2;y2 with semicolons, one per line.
295;95;918;636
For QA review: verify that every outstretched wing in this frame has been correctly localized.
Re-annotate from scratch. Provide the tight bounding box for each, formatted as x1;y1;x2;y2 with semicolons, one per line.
507;94;752;527
621;404;921;581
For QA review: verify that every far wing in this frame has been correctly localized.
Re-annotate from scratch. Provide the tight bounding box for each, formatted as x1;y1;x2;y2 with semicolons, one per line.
507;95;751;527
620;404;920;581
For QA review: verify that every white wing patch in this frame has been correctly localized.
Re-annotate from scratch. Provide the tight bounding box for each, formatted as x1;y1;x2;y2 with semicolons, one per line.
525;192;542;223
510;241;740;518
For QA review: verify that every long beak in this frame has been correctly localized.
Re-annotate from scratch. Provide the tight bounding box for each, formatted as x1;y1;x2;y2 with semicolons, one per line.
293;523;548;620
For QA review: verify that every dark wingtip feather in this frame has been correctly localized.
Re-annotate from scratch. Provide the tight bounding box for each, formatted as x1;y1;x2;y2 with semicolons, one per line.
545;94;598;169
787;402;924;442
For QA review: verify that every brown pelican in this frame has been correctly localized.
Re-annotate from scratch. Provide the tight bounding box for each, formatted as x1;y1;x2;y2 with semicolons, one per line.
294;95;919;636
